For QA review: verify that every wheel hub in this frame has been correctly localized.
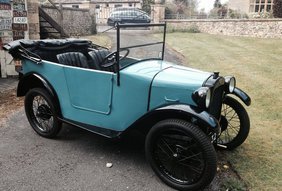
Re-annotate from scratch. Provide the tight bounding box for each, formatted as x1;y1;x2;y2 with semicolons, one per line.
172;145;184;159
36;104;52;120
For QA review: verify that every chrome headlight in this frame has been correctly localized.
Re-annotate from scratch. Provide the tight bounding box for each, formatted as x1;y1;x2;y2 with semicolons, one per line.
192;87;211;109
225;76;236;93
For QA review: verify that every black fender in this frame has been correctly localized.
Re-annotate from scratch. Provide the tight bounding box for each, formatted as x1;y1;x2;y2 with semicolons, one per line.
17;73;54;97
17;73;61;116
130;104;220;135
231;87;251;106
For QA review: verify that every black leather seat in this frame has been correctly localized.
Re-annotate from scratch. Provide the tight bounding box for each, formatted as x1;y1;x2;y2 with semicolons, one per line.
88;49;116;72
56;52;89;68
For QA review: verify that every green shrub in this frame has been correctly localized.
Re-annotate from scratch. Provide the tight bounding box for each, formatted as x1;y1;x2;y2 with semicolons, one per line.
167;25;200;33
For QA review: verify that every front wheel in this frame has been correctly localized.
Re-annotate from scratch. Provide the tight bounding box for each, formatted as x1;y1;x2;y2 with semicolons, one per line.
25;88;62;138
145;119;217;191
217;96;250;150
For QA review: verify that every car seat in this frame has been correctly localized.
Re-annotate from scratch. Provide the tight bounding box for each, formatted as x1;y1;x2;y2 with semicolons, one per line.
56;52;89;68
88;49;116;72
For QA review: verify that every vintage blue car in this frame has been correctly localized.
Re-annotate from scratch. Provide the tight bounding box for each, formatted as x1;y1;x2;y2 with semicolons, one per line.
4;23;251;191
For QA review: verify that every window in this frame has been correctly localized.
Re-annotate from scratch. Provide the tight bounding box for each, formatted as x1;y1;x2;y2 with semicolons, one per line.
96;5;100;9
72;5;79;8
115;4;122;8
255;5;259;12
129;3;132;7
251;0;274;12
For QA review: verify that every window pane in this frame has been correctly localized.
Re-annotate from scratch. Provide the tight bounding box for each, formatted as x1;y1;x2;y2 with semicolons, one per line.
255;5;259;12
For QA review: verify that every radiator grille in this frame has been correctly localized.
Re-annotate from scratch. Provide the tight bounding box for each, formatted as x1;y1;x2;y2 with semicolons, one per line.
208;85;224;119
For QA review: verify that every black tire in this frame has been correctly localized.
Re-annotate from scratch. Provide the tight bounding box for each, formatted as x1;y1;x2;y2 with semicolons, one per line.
217;96;250;150
145;119;217;191
25;88;62;138
114;21;120;28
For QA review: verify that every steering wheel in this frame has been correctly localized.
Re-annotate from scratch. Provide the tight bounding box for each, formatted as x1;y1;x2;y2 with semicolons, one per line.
100;48;130;68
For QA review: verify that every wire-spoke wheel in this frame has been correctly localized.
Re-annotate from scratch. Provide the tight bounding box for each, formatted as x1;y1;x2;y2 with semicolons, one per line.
217;96;250;150
25;88;61;138
145;119;217;191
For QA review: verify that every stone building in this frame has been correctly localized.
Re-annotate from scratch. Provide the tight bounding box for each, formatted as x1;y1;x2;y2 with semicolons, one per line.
228;0;275;14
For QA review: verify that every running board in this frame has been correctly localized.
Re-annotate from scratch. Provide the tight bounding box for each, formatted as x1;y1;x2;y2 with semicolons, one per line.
58;117;122;139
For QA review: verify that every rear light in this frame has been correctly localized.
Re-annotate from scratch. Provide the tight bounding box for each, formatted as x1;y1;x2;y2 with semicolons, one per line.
14;59;22;72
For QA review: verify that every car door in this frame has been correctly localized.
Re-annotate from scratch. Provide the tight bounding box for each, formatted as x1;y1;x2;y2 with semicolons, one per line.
63;66;113;115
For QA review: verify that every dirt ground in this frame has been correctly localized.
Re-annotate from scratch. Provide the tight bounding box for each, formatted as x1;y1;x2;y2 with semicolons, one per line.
0;89;23;125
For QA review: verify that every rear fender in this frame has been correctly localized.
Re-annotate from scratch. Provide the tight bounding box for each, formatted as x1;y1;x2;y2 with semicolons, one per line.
17;73;54;97
17;73;61;116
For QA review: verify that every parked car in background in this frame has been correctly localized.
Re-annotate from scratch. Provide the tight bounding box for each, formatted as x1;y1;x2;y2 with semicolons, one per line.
107;8;151;26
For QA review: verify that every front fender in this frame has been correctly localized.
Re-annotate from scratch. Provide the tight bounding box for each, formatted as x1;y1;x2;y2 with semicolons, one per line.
156;104;219;130
131;104;220;135
231;87;251;106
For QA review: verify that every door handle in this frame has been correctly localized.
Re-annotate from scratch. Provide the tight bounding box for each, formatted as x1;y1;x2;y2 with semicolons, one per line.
164;97;179;102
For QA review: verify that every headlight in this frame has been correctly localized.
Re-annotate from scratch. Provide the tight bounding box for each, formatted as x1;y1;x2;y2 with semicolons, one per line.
225;76;236;93
205;88;211;108
192;87;211;109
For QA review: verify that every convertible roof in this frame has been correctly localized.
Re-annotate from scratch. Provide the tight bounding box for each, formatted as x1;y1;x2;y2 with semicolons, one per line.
3;38;92;52
3;38;93;61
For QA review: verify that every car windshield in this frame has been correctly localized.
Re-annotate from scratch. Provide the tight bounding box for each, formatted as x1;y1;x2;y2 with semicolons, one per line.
105;23;166;69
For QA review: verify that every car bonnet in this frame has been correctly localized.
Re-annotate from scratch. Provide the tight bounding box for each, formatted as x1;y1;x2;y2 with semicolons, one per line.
152;62;212;90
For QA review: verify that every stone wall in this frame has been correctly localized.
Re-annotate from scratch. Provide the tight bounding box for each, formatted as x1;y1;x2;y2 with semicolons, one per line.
0;0;32;78
165;19;282;38
42;6;94;36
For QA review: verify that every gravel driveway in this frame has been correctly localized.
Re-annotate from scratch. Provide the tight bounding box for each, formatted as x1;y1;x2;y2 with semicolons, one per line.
0;110;173;191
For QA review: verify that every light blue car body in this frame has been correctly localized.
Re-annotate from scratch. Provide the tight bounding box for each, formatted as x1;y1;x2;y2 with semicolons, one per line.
22;58;211;132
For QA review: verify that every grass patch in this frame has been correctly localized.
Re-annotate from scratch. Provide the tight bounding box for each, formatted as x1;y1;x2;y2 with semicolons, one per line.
161;33;282;190
220;177;247;191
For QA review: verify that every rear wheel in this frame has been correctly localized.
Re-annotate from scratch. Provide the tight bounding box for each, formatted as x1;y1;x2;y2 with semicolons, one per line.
145;119;217;191
217;96;250;150
25;88;61;138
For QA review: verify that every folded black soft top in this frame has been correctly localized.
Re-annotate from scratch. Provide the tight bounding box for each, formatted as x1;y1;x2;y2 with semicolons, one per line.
3;38;96;62
3;38;92;52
